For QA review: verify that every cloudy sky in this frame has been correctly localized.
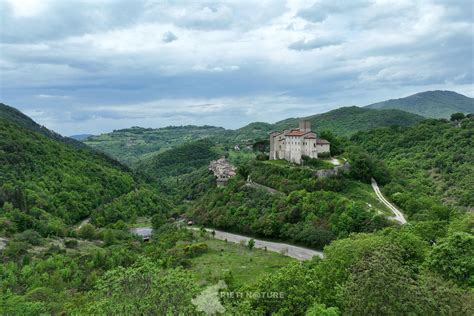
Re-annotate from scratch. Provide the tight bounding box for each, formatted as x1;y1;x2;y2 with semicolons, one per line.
1;0;473;135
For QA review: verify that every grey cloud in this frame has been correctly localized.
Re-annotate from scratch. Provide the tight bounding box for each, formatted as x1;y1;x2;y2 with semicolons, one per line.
289;38;341;51
0;0;146;43
162;31;178;43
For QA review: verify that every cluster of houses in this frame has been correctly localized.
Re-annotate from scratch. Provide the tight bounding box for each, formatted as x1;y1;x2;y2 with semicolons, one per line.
209;158;237;186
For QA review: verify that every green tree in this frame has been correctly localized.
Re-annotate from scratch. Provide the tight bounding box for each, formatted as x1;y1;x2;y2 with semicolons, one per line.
247;238;255;251
450;112;465;121
341;246;424;315
87;257;199;315
426;232;474;286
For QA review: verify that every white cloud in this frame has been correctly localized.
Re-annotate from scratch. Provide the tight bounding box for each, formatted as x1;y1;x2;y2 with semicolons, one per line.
6;0;48;18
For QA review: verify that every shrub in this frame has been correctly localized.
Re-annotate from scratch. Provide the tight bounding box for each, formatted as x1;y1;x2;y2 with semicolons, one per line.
64;239;78;248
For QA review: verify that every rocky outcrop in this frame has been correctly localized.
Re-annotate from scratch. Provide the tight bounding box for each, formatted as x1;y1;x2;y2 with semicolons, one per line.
314;162;351;179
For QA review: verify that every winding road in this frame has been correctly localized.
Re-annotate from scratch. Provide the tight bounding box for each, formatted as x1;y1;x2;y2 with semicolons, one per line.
193;227;323;261
371;178;407;224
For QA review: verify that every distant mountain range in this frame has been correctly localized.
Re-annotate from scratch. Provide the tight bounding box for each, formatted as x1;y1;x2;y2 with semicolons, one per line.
2;90;471;166
365;90;473;118
70;134;93;141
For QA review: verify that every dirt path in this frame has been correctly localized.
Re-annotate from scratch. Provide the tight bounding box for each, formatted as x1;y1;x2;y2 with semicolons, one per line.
77;217;90;230
371;178;407;224
244;182;284;195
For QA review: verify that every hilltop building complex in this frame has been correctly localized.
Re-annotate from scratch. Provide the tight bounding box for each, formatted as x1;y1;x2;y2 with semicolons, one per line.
269;120;330;164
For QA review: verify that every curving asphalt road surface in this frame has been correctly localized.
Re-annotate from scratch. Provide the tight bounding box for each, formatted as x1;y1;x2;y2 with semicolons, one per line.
196;227;324;261
371;178;407;224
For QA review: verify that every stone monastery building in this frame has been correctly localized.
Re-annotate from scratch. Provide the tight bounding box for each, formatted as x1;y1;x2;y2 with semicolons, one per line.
269;120;330;164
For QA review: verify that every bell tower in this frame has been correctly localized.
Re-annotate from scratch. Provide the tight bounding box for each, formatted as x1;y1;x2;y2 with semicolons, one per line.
299;120;311;132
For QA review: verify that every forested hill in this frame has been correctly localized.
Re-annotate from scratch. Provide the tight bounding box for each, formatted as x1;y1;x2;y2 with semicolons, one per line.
235;106;425;141
352;117;474;211
0;117;141;231
365;90;474;118
84;125;228;165
0;103;90;151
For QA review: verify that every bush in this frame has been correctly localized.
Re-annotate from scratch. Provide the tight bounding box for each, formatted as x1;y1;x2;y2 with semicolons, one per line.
450;112;465;121
15;229;42;246
64;239;78;248
78;224;96;240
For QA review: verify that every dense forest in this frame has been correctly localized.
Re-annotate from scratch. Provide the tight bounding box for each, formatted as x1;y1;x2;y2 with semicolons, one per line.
352;118;474;210
137;138;221;180
1;105;473;315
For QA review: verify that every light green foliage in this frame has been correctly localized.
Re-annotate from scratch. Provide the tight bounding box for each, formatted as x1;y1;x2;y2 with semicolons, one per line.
426;232;474;286
232;261;320;315
306;303;340;316
188;237;293;288
86;257;199;315
84;125;226;165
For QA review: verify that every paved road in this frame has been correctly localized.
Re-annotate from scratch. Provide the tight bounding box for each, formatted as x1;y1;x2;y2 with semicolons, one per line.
371;178;407;224
196;227;323;261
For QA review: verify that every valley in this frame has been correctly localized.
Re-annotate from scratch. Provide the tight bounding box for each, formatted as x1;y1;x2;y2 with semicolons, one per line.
0;98;473;315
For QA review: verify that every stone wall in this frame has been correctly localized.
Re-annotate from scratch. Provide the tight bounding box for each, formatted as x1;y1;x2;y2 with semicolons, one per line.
314;162;351;179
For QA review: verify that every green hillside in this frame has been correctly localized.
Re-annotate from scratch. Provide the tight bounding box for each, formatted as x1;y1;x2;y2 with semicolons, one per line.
352;117;474;211
272;106;425;136
235;107;424;141
0;119;137;230
137;139;221;180
366;90;474;118
84;125;227;165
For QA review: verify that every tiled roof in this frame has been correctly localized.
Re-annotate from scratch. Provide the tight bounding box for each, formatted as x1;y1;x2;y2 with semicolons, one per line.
316;139;330;144
285;129;306;136
304;135;316;139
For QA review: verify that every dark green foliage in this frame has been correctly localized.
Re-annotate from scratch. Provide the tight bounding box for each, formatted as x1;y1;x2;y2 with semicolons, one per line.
0;119;136;230
366;90;474;119
352;118;474;209
451;112;466;121
91;187;173;227
272;106;425;137
137;139;219;179
190;175;389;249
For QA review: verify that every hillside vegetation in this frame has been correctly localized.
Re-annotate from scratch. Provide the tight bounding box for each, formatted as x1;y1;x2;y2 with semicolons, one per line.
366;90;474;118
80;105;425;165
273;106;425;136
1;105;473;315
85;125;227;165
352;118;474;211
136;138;221;180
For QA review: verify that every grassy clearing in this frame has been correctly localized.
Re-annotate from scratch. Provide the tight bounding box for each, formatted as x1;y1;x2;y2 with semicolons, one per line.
262;159;289;166
189;236;294;288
